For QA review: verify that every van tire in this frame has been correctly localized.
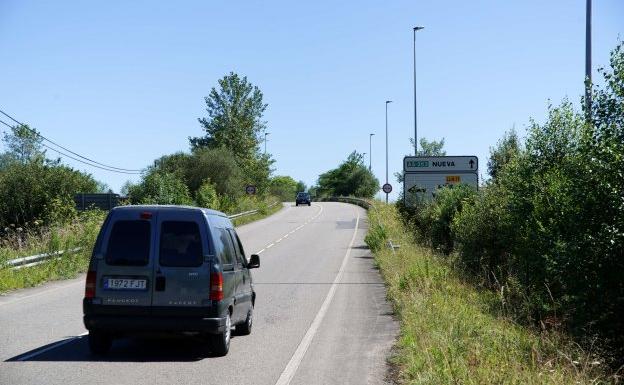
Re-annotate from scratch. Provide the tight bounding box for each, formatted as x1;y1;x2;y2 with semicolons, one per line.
237;307;253;336
88;331;112;355
210;312;231;356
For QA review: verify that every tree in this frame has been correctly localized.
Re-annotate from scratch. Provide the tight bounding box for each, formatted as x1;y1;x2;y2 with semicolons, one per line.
269;175;299;201
317;151;379;198
189;72;274;194
296;180;307;193
190;72;267;160
487;129;520;179
2;124;45;164
411;137;446;156
127;172;192;205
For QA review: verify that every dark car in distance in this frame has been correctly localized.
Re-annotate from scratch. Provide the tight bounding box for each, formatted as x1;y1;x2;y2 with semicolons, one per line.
295;192;311;206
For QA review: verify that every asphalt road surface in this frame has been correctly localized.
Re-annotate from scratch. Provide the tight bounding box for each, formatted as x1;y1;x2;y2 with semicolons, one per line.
0;202;398;385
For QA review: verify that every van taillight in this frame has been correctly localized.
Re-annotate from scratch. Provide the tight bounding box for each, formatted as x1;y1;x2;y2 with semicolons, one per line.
209;272;224;301
140;212;152;220
85;271;96;299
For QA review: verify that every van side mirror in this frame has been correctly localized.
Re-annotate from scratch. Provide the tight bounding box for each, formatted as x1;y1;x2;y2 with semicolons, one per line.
248;254;260;269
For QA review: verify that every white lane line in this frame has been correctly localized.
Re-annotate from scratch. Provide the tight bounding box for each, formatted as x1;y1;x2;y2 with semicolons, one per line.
258;204;324;255
16;332;88;361
274;206;360;385
0;279;83;307
256;248;266;255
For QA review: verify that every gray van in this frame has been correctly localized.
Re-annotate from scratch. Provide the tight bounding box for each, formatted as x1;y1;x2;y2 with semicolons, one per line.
83;205;259;356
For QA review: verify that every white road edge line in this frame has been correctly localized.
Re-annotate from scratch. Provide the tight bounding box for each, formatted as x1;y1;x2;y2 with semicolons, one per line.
266;243;274;249
274;206;360;385
17;332;88;361
256;248;266;255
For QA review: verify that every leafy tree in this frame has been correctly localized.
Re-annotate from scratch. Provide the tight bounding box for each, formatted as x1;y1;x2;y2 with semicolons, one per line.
317;151;379;198
487;129;520;179
127;172;192;205
189;72;274;194
409;137;446;156
269;175;299;201
190;72;267;159
2;124;45;164
0;160;98;227
295;180;307;193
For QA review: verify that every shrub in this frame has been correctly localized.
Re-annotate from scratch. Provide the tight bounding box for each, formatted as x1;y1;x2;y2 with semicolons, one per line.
196;180;220;209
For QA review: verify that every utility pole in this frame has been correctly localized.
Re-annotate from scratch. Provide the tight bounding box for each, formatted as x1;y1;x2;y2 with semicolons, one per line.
385;100;392;203
413;26;424;155
369;133;375;171
585;0;592;120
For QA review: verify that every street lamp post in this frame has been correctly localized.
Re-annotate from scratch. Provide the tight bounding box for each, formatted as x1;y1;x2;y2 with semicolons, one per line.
413;26;424;155
585;0;592;120
264;132;270;155
385;100;392;203
369;133;375;171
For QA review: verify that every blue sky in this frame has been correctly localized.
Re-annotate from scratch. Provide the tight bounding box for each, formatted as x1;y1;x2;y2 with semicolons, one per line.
1;1;622;200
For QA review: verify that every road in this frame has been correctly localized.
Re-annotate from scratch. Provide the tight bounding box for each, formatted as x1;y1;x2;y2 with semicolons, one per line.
0;202;398;385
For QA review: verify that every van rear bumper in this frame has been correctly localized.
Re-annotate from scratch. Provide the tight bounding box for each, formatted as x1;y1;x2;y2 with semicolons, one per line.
83;301;227;334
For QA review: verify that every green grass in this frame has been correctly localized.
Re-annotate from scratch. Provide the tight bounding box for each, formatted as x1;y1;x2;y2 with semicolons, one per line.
0;210;105;294
366;202;612;384
0;201;283;294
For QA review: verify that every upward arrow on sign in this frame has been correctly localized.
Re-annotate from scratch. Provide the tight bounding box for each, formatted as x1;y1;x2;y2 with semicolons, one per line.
469;159;475;169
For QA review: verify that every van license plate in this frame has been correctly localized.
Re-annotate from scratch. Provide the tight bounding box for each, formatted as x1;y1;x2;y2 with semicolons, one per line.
104;278;147;290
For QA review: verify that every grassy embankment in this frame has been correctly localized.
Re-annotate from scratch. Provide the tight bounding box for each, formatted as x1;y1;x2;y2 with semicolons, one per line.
365;202;610;384
0;200;283;294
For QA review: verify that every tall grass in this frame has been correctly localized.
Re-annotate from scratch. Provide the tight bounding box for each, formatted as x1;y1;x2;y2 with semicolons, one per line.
366;202;613;384
0;210;105;293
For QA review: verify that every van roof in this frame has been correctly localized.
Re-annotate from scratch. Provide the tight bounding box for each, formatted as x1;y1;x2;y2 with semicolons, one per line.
111;205;228;218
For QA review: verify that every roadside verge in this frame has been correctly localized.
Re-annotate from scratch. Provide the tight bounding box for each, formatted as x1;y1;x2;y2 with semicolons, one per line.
364;202;608;384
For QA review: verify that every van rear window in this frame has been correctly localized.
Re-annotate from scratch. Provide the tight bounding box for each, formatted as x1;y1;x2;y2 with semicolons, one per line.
106;220;151;266
159;221;203;267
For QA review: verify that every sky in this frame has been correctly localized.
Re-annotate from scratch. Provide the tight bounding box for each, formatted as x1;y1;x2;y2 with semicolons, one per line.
1;1;623;200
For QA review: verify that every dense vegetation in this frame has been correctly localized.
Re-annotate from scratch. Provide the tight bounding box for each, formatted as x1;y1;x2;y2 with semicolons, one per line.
398;43;624;365
366;202;609;384
0;125;100;230
313;151;379;198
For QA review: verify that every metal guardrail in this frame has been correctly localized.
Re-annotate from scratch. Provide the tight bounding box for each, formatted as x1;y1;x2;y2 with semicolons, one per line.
4;202;281;270
316;196;372;210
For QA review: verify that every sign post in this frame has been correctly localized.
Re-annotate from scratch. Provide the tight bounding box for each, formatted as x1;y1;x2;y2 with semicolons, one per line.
403;156;478;206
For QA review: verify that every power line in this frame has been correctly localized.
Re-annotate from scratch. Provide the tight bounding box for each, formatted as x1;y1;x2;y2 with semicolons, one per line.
0;109;144;172
0;118;142;175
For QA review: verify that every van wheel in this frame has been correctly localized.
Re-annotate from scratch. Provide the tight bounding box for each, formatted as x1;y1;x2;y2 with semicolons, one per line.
210;312;231;356
237;307;253;336
88;331;112;355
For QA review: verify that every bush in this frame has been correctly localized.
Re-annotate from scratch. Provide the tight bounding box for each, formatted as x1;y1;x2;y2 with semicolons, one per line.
128;171;192;205
398;42;624;364
0;160;98;228
196;180;220;209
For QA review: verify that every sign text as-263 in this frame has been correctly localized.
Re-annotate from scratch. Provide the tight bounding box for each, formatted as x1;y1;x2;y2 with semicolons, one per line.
405;160;429;168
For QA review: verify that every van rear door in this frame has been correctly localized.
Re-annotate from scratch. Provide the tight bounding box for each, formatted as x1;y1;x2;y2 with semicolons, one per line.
152;210;211;308
96;210;155;309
